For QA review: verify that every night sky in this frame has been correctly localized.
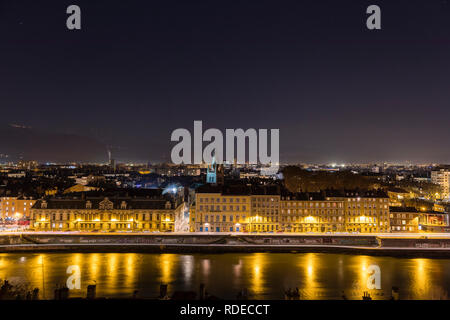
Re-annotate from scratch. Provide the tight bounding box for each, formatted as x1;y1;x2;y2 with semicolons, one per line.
1;0;449;164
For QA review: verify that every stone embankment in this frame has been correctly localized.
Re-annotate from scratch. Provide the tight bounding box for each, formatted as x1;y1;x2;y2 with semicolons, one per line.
1;233;450;257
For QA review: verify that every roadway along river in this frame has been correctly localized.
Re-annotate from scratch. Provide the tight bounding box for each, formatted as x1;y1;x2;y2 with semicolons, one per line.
0;252;449;300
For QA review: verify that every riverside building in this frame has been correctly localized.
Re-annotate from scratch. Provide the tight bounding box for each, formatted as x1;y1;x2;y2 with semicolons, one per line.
192;186;391;233
389;206;449;232
192;184;280;232
431;169;450;201
0;196;36;219
30;190;184;232
281;190;390;233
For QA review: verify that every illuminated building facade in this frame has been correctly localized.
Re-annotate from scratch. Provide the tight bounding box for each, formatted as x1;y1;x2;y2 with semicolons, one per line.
17;160;38;170
330;191;390;233
30;192;184;232
0;196;36;219
280;194;345;233
281;190;390;233
193;186;391;233
431;169;450;200
387;187;412;207
250;195;280;232
192;185;279;232
194;192;252;232
390;207;449;232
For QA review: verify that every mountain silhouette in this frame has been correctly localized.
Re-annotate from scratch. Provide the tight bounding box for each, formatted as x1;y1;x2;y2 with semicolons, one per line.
0;124;108;163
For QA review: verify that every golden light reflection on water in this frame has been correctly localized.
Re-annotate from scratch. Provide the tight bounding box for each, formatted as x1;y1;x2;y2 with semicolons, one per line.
89;253;100;283
160;254;174;284
298;253;320;299
35;255;46;299
357;255;369;296
249;253;265;296
107;253;118;289
125;254;136;288
0;253;450;300
73;253;81;267
411;258;430;299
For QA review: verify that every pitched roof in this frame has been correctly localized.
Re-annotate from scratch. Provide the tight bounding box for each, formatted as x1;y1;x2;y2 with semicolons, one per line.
31;189;181;210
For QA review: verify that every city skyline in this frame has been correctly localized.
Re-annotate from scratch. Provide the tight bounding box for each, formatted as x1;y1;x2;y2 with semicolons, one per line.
4;1;450;308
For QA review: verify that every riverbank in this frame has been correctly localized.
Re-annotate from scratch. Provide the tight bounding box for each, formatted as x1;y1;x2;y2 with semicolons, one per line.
3;242;450;258
1;232;450;257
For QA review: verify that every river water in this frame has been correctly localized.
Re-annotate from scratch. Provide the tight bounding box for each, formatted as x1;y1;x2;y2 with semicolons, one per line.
1;252;449;300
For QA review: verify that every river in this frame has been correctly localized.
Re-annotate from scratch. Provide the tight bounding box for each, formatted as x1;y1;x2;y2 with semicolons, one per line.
0;252;449;300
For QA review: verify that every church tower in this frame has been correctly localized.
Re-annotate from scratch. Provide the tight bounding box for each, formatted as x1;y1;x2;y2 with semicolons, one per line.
206;156;217;184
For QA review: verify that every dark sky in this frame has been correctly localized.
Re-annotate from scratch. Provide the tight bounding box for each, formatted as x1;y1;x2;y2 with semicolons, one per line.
1;0;449;164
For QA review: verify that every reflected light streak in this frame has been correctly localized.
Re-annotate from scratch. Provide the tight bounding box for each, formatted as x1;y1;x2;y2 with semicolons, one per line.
250;253;265;296
160;254;174;284
180;255;194;283
302;253;319;299
412;258;430;299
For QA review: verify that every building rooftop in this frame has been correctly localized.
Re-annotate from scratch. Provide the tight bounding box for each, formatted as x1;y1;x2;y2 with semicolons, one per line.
282;189;388;200
196;184;280;196
389;206;446;214
196;184;388;199
31;189;182;210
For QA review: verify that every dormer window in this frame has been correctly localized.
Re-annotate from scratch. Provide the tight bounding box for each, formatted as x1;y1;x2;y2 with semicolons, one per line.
41;200;47;209
99;198;114;210
165;201;171;209
86;201;92;209
120;201;127;209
